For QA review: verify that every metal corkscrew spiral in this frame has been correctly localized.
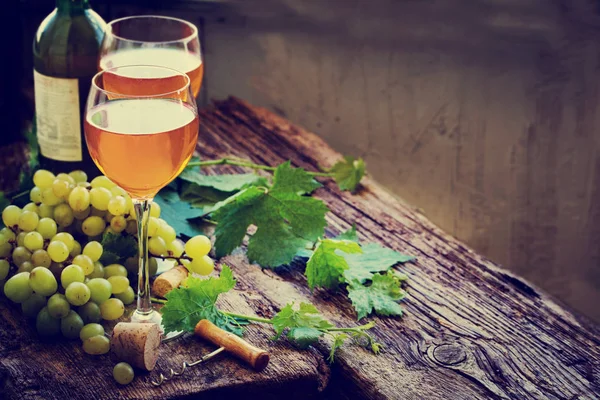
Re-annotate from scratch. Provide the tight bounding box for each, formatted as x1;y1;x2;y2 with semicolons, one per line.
151;347;226;386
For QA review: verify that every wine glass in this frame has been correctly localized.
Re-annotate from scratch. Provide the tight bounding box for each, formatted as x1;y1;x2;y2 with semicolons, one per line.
84;65;199;339
99;15;203;98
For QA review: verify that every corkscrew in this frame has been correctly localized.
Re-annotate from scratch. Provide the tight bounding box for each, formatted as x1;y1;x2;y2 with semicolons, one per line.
151;320;270;386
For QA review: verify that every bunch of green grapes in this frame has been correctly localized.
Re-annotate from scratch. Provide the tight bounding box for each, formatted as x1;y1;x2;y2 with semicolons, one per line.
0;169;217;378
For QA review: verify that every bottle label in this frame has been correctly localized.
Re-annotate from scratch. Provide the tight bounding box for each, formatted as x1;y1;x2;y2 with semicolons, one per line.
33;70;82;161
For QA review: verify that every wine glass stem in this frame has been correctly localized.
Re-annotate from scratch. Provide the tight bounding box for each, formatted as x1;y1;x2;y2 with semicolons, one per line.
134;199;153;316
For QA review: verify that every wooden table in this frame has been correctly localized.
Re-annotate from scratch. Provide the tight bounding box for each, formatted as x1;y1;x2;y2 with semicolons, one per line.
1;97;599;400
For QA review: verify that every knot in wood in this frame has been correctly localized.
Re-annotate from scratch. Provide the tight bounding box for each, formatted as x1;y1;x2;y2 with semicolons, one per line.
432;344;467;366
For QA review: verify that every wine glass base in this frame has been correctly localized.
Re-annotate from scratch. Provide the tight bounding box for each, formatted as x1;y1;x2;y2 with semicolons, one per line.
131;309;184;342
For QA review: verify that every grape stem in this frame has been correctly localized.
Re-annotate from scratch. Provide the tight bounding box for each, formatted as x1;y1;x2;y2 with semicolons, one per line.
152;254;193;262
7;190;30;204
148;297;374;335
187;158;334;178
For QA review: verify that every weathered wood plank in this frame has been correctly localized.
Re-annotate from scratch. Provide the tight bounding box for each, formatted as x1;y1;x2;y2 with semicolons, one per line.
1;97;599;400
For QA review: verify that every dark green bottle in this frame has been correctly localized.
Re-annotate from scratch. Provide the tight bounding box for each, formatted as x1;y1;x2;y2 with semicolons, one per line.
33;0;106;177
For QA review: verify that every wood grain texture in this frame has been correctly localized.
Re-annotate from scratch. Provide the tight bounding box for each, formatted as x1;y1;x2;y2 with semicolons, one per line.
197;0;600;322
1;97;599;399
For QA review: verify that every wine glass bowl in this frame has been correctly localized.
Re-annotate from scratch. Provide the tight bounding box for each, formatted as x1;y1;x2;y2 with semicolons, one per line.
84;65;199;337
99;15;203;98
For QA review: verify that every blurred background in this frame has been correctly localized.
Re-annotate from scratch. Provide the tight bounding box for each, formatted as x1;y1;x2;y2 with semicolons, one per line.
3;0;599;321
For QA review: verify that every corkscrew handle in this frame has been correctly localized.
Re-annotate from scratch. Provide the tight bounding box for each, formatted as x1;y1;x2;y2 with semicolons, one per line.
194;319;270;371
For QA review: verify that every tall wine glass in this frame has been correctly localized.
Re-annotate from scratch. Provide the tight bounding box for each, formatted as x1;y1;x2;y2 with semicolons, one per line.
99;15;203;97
84;65;199;339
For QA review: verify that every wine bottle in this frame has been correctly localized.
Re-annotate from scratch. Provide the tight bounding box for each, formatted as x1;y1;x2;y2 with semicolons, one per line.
33;0;106;177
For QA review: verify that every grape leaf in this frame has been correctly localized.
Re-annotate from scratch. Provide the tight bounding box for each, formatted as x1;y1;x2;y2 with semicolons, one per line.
100;232;137;264
328;156;366;192
271;302;333;347
161;265;244;335
213;162;328;266
328;333;349;362
343;243;415;284
347;272;406;320
154;187;207;238
178;169;269;192
305;239;362;290
334;225;359;242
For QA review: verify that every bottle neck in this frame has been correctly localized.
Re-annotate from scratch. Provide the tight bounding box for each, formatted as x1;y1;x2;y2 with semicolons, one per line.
56;0;90;13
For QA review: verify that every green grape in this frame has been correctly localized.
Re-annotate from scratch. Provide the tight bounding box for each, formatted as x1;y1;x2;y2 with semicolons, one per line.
23;202;39;214
69;170;87;183
167;240;185;258
52;179;72;199
0;243;12;258
0;259;9;280
90;187;112;211
107;276;129;294
47;293;70;318
30;266;58;296
65;282;91;306
61;310;84;339
49;263;66;281
68;186;91;212
38;204;54;219
113;362;135;385
78;302;102;324
56;172;76;185
30;186;42;203
185;235;212;259
16;232;26;247
72;254;94;275
86;278;112;304
104;264;127;278
125;196;133;216
47;241;69;263
149;257;158;276
18;210;39;232
17;261;34;273
157;225;176;244
21;293;46;318
83;335;110;355
79;322;104;341
33;170;55;189
90;207;106;218
54;203;75;228
88;261;105;279
148;236;167;256
150;202;161;218
124;257;138;274
36;306;60;336
41;187;62;206
82;216;106;237
107;196;127;216
70;240;82;258
104;212;115;223
77;181;91;189
114;286;135;305
36;217;58;239
100;298;124;320
83;241;103;262
24;231;44;251
52;232;75;252
73;207;91;220
2;205;21;227
189;255;215;276
127;203;137;220
31;250;52;268
125;220;137;235
110;215;127;233
0;227;16;242
61;264;85;289
110;186;127;197
147;217;160;237
4;272;32;303
90;175;115;189
13;246;32;266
